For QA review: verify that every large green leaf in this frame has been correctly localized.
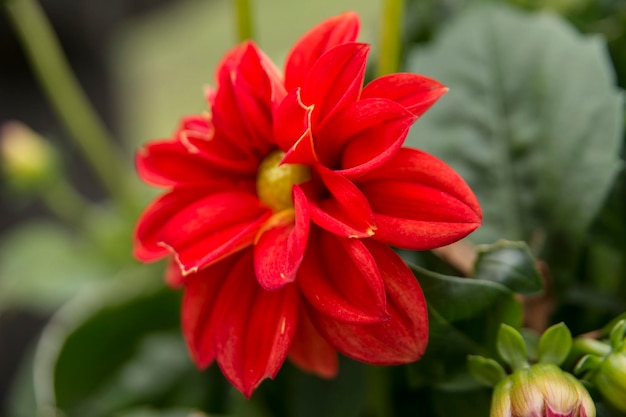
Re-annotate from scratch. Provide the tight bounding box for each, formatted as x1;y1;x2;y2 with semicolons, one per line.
406;5;623;278
31;270;181;416
409;265;522;389
413;264;520;323
473;240;543;295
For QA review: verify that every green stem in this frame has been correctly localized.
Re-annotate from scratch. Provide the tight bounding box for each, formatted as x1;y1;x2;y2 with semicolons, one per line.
41;180;91;227
377;0;404;77
3;0;133;212
366;366;392;417
234;0;255;42
573;338;611;358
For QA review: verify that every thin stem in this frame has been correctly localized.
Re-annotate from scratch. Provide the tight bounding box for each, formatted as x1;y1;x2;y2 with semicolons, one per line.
3;0;133;212
40;180;91;227
377;0;404;77
234;0;255;42
573;338;611;358
366;366;392;417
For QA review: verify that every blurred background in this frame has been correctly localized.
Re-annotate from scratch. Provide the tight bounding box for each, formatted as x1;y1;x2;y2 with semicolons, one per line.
0;0;381;414
1;0;625;416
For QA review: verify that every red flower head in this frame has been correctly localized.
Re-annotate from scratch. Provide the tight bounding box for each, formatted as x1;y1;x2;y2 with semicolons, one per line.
134;12;481;397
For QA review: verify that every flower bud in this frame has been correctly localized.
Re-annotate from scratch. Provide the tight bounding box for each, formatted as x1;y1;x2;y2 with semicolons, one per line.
0;121;57;191
592;351;626;412
491;363;595;417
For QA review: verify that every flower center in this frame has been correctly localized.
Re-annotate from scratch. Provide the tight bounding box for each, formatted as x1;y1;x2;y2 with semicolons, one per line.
257;150;310;212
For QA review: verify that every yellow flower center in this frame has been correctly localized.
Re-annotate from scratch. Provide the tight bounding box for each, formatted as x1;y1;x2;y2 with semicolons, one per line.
256;150;311;211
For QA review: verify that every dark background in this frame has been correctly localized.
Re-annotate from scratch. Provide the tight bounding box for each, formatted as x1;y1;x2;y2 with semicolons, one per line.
0;0;173;412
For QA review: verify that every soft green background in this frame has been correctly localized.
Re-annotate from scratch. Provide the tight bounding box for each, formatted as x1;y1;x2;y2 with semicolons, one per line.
110;0;381;149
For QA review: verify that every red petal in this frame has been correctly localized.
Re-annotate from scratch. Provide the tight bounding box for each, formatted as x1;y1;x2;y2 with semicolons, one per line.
134;187;210;262
254;187;310;290
316;97;414;176
302;43;369;128
212;250;299;397
302;165;376;238
158;191;272;274
311;240;428;364
136;139;251;187
288;307;338;379
297;227;387;323
175;115;260;175
212;74;271;158
284;12;360;91
273;88;317;164
165;257;184;287
361;73;448;118
181;254;242;368
355;148;482;250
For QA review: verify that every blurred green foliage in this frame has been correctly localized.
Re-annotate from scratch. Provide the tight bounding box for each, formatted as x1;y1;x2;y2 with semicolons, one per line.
1;0;625;416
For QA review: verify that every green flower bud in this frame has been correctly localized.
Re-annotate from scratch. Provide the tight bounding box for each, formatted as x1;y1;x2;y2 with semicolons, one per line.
491;363;595;417
1;121;57;190
593;351;626;412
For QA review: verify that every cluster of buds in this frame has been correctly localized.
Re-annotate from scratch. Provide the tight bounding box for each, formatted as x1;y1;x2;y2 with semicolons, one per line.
469;323;595;417
574;319;626;413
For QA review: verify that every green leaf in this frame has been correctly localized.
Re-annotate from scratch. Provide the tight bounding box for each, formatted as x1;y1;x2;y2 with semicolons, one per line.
411;263;519;322
610;319;626;351
0;221;111;312
467;355;507;387
406;5;623;281
497;324;529;370
32;270;180;416
537;322;572;365
473;240;543;294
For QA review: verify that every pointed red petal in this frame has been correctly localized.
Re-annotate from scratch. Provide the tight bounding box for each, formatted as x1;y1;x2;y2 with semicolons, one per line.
355;148;482;250
284;12;360;91
254;187;310;290
316;98;414;177
361;73;448;118
158;191;272;274
298;227;387;323
213;251;299;397
175;115;260;175
311;240;428;364
274;89;318;165
288;307;338;379
136;139;250;187
302;165;376;238
134;187;209;262
181;254;241;368
302;43;369;128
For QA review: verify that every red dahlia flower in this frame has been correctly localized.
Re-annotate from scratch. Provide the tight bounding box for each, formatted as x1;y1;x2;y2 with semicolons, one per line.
133;12;482;397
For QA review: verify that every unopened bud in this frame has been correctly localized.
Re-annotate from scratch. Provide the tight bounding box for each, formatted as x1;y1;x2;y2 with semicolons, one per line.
491;363;595;417
1;121;57;190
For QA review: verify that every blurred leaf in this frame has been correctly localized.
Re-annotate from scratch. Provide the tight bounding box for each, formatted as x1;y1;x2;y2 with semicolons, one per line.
474;240;543;294
467;355;507;387
537;322;572;365
70;332;203;417
412;264;519;322
406;5;623;286
32;270;180;416
408;264;523;389
497;324;529;370
0;221;111;312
